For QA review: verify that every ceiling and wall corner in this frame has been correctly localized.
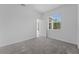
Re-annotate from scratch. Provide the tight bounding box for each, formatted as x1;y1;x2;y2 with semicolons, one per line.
20;4;63;14
31;4;62;14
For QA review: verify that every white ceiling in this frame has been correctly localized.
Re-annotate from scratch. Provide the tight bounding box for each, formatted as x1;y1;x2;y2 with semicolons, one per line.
32;4;62;13
21;4;62;14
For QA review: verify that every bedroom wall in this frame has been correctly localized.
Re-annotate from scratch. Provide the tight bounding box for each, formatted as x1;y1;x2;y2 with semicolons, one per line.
77;5;79;48
43;4;77;44
0;4;39;47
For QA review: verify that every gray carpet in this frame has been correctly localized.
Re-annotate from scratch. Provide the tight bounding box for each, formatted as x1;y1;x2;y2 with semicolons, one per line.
0;37;79;54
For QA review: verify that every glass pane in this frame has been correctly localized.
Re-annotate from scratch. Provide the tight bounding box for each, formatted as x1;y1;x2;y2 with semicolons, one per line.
53;22;61;29
49;17;52;22
49;23;52;29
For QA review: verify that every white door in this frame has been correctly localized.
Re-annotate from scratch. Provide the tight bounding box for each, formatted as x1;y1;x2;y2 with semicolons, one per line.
36;19;46;37
36;19;40;37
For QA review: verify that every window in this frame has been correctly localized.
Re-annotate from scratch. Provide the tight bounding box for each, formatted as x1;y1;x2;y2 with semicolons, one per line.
49;14;61;30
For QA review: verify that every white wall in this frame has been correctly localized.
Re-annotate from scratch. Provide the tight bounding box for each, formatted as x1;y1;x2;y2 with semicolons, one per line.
0;4;39;47
43;4;77;44
78;5;79;48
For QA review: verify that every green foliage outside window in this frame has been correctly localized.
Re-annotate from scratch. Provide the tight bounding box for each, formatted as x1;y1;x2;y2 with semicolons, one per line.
53;22;61;29
49;15;61;30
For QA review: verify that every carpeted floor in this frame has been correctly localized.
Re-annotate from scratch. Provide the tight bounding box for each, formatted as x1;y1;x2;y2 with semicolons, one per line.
0;37;79;54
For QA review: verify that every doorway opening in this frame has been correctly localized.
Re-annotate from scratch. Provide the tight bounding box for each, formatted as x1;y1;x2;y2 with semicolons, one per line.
36;18;46;38
36;19;40;37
